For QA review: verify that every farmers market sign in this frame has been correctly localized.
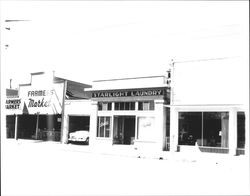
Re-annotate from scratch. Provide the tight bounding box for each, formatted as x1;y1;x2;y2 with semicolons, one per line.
27;90;54;108
5;98;21;109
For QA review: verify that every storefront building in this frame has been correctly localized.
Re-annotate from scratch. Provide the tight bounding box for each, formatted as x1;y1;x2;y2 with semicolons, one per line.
168;57;248;156
87;76;171;152
5;72;92;143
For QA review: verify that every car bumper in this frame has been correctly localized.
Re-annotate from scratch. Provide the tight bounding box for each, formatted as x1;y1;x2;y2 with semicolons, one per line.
68;138;88;142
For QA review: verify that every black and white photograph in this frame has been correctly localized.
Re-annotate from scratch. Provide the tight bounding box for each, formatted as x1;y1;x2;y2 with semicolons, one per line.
1;0;249;195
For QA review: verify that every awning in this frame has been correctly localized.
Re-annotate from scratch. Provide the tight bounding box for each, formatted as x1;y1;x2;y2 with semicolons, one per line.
54;77;92;100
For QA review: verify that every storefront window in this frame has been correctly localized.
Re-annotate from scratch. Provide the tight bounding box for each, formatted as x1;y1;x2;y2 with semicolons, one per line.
237;112;245;148
98;102;112;111
203;112;228;148
138;101;154;110
178;112;229;148
114;102;135;110
178;112;202;145
97;116;111;138
137;117;155;140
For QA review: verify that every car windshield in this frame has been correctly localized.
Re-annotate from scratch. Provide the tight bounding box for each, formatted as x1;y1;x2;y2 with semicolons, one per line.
73;131;89;136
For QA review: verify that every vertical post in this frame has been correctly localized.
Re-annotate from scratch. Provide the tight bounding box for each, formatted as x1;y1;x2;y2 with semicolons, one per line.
245;107;249;158
201;112;204;146
170;107;178;152
61;80;68;144
134;102;138;141
169;59;179;152
229;108;237;156
89;101;98;147
35;112;39;139
170;59;175;106
155;100;165;151
14;114;18;140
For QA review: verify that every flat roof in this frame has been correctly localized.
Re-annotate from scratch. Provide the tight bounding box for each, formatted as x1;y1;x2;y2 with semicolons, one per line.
93;75;166;82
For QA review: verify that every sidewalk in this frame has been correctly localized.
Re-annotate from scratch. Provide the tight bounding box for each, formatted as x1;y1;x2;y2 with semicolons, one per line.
2;139;248;166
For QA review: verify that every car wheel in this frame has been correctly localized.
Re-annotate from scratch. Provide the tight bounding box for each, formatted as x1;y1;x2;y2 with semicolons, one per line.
85;137;89;145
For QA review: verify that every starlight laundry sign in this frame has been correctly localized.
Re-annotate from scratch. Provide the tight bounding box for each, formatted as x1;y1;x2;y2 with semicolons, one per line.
92;87;169;98
20;83;64;114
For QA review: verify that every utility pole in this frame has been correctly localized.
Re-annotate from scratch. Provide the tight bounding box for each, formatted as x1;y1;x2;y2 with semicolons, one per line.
169;59;175;106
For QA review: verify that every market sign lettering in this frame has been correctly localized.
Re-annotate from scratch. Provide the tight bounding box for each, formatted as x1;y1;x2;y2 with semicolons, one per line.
27;90;54;108
28;98;50;107
5;99;21;109
28;90;54;97
92;89;163;98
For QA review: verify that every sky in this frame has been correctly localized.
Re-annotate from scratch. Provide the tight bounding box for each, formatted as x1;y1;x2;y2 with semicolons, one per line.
1;1;249;88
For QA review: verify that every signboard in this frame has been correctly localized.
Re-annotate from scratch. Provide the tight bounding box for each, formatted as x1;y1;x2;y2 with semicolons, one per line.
6;98;21;109
5;97;22;114
92;87;170;98
19;83;64;115
26;90;54;108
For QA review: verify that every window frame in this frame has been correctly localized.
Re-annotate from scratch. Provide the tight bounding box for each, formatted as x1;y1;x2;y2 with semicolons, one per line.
98;102;112;111
178;111;229;148
138;101;154;111
97;116;111;138
114;102;135;111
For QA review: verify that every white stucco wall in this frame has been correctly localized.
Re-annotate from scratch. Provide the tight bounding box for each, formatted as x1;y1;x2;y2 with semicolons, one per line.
173;57;248;105
65;100;92;115
90;76;167;91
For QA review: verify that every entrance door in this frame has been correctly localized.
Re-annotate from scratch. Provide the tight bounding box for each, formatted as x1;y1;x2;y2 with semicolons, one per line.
113;116;135;145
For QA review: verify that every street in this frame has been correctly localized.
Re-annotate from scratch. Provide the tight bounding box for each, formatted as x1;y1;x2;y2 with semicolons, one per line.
1;140;250;196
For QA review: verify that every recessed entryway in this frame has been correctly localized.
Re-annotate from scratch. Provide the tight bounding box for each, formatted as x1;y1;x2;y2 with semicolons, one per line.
113;116;135;145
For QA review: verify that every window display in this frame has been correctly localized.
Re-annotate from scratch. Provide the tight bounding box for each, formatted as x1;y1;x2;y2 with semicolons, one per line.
178;112;229;148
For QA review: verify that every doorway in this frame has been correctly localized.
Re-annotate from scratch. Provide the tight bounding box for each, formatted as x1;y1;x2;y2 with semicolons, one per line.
68;116;90;133
113;116;135;145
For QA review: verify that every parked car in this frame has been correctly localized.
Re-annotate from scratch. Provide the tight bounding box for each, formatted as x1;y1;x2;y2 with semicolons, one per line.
68;130;89;144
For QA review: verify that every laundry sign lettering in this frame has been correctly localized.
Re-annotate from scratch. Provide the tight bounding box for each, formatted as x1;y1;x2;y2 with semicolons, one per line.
92;88;167;98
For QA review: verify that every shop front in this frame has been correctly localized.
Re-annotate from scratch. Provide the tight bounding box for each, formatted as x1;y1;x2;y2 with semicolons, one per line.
167;57;248;156
5;71;92;143
169;105;246;155
16;74;65;141
88;76;171;152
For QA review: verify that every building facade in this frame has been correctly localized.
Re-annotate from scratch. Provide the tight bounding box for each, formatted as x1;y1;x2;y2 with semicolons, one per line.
87;76;170;152
5;57;248;157
168;57;248;156
5;72;92;143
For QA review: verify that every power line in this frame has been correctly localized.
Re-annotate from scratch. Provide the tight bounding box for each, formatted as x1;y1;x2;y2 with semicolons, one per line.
173;56;239;64
5;20;30;22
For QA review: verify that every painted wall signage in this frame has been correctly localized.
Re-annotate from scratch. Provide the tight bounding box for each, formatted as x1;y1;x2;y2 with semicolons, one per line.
92;88;169;98
19;83;64;115
5;98;21;109
27;90;54;108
